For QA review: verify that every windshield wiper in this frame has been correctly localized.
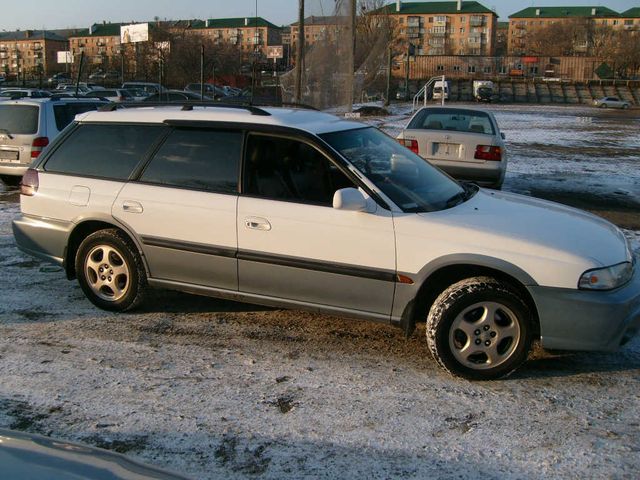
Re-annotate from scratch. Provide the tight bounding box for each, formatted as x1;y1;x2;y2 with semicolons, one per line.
0;128;13;139
445;183;478;208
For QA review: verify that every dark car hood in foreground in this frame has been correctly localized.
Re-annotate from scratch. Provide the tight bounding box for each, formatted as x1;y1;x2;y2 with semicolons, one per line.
0;429;191;480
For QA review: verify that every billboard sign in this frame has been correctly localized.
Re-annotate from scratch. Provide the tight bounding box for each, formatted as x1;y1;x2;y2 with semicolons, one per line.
121;23;149;44
57;51;73;64
266;46;284;59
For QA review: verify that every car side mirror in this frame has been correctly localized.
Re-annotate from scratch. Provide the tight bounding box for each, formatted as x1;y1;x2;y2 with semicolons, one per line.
333;188;368;212
501;132;506;140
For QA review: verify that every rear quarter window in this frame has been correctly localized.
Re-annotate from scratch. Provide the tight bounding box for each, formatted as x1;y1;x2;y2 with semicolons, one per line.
0;104;40;134
43;123;165;180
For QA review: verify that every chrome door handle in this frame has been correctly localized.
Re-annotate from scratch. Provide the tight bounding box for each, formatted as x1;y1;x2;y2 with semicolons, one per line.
245;217;271;231
122;201;143;214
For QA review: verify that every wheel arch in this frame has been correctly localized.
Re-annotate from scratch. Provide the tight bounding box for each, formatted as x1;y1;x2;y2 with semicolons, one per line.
64;218;147;280
399;256;540;339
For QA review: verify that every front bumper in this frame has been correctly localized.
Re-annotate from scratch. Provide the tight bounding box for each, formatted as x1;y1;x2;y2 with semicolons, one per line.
528;261;640;351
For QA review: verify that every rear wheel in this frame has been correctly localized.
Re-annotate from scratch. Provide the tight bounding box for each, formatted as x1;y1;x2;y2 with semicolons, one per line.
75;229;147;311
426;277;533;380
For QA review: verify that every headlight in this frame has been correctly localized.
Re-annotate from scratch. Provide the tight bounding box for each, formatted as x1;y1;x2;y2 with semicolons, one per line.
579;261;634;291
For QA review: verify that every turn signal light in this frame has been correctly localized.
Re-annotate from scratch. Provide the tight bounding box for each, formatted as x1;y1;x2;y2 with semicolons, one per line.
20;168;39;196
474;145;502;161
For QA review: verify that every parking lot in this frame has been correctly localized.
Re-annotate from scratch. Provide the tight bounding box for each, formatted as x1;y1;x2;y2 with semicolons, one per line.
1;104;639;479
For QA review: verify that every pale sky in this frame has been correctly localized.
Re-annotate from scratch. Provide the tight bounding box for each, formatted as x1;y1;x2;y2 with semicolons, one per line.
1;0;638;31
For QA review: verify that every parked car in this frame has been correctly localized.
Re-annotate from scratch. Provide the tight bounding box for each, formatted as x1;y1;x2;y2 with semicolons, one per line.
0;89;51;100
143;90;214;102
13;105;639;380
127;87;151;101
397;106;507;189
84;88;134;102
0;428;190;479
184;83;226;99
0;74;6;84
47;72;72;86
593;97;630;109
122;82;166;96
0;97;106;184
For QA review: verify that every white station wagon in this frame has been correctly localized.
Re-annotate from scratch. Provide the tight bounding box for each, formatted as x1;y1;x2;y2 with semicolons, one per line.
13;104;640;380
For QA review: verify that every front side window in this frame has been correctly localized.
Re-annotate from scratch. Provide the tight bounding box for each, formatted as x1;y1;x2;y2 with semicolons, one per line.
321;127;465;213
44;124;164;180
140;128;241;193
244;134;354;205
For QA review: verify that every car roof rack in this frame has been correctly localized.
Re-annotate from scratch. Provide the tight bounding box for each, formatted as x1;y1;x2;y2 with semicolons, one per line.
97;101;272;116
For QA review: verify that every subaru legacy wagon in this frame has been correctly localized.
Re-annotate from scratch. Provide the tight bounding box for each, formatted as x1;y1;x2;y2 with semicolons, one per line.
13;104;640;380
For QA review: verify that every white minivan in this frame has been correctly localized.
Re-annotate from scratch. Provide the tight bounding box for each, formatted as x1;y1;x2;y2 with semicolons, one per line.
12;105;640;380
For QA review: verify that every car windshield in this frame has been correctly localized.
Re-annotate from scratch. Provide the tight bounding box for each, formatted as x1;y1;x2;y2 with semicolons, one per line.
408;108;496;135
321;127;469;212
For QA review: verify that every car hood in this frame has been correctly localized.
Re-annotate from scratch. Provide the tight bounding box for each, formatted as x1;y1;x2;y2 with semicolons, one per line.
418;189;631;269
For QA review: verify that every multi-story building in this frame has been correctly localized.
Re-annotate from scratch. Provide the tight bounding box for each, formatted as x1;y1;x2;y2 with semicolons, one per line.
373;1;498;56
68;23;123;73
495;21;509;56
507;6;620;55
187;17;282;60
0;30;68;79
290;16;346;51
618;8;640;31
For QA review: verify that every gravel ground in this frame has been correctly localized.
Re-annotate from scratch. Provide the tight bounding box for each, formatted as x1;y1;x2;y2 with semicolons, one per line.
1;105;639;479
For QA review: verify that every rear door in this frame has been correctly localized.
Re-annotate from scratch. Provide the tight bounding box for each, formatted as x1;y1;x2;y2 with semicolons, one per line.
112;126;242;290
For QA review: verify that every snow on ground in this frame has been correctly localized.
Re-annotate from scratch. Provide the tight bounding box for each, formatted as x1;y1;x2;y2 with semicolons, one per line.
1;104;640;479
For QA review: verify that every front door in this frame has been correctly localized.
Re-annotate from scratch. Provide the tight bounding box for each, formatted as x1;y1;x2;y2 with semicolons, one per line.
237;133;396;317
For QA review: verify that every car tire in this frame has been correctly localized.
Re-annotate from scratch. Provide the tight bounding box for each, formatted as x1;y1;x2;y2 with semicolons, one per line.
426;276;533;380
601;104;608;108
75;229;147;312
623;104;629;109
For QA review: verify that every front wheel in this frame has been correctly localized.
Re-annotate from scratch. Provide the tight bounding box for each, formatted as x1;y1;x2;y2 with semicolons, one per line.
426;277;533;380
75;229;147;311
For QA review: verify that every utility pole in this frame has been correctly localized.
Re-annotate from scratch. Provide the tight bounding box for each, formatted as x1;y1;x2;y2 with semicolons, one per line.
294;0;304;103
346;0;356;112
385;46;392;106
200;44;205;100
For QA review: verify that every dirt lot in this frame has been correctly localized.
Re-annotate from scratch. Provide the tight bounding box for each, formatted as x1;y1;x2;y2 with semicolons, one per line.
1;105;639;479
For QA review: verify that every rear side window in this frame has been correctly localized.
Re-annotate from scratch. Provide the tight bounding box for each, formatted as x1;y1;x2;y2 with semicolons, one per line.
140;128;241;193
53;103;104;131
44;124;164;180
0;104;39;134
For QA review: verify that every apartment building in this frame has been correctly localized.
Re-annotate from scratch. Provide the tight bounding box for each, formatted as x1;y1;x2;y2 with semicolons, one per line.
187;17;282;60
68;23;123;71
290;16;347;50
618;8;640;31
374;1;498;56
0;30;68;79
507;6;620;55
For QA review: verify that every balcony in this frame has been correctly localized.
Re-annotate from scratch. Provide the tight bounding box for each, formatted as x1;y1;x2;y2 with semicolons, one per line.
470;16;485;27
429;29;447;37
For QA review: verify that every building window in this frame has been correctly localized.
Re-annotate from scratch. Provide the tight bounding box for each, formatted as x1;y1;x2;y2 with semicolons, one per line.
461;17;466;23
529;66;538;74
483;66;491;73
613;20;619;26
499;65;507;74
468;65;476;73
460;27;465;34
453;65;461;72
437;65;444;71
